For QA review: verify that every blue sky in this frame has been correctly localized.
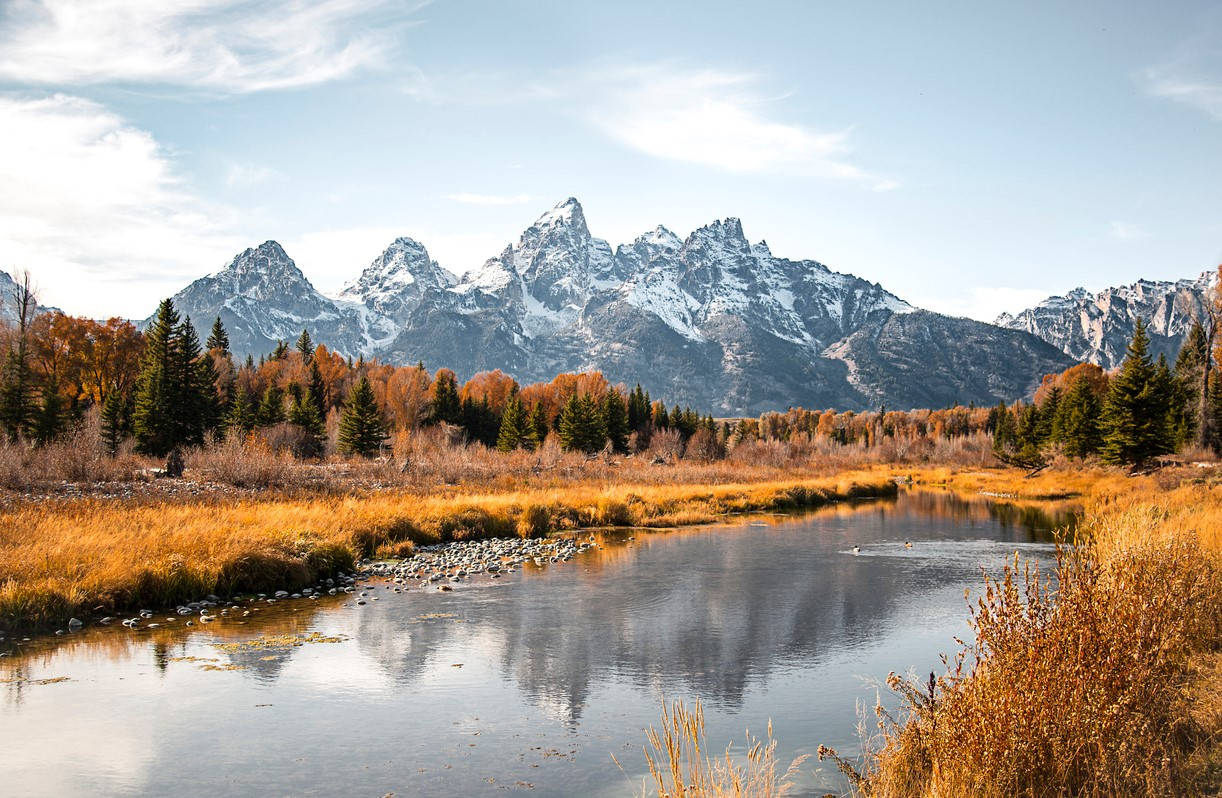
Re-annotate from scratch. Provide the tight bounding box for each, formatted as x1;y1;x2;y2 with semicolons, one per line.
1;0;1220;321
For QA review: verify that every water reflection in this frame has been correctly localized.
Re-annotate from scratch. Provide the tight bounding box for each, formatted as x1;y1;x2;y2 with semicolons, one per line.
0;490;1074;797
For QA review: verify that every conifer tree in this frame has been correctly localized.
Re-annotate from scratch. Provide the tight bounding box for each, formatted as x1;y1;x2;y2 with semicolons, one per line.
296;329;314;363
337;377;387;457
132;299;180;456
601;390;629;453
428;370;461;425
0;271;37;441
100;390;127;455
206;317;230;353
1056;377;1102;458
496;395;533;452
288;388;326;458
528;402;549;446
1101;320;1174;465
558;394;606;453
256;385;286;427
224;385;257;436
307;360;327;416
1037;386;1062;444
1172;321;1211;449
31;379;66;445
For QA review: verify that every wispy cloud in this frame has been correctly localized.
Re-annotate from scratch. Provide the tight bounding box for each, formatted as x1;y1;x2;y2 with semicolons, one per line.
0;93;238;316
405;62;894;188
1141;26;1222;120
587;65;879;182
225;162;280;189
446;192;532;206
1109;220;1149;242
0;0;424;93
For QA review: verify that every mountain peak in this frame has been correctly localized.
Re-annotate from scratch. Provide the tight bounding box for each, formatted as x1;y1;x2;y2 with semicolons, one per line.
532;197;586;232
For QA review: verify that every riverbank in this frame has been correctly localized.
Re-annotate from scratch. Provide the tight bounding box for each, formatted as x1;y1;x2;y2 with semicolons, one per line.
0;470;898;633
850;466;1222;797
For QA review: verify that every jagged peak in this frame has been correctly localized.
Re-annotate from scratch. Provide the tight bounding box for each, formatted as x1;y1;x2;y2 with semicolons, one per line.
687;217;748;248
215;240;307;284
751;239;772;257
635;225;682;251
530;196;587;233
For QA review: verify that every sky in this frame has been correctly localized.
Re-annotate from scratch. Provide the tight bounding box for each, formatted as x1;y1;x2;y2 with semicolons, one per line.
1;0;1220;322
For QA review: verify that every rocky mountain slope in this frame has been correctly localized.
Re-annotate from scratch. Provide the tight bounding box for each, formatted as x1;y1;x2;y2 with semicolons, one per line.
161;198;1073;413
996;274;1215;369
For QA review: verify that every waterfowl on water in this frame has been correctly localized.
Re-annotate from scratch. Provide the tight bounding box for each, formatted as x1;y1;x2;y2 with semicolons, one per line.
905;541;913;549
851;545;861;554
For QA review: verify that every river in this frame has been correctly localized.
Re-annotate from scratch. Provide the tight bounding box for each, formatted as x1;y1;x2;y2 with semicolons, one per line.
0;490;1075;797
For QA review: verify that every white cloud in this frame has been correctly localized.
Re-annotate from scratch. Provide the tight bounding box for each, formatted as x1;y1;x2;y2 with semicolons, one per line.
1141;31;1222;121
405;63;894;187
1109;220;1149;242
0;0;420;93
0;93;239;317
587;65;882;182
446;192;532;206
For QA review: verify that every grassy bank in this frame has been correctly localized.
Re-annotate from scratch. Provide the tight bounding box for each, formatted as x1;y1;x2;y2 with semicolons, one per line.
852;468;1222;797
0;471;897;632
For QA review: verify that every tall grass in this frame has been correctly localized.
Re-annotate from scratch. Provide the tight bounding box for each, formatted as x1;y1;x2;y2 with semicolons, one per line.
623;699;806;798
854;473;1222;797
0;472;897;631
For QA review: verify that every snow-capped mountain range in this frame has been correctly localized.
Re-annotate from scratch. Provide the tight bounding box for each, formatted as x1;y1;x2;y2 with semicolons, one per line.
163;197;1075;413
995;273;1215;370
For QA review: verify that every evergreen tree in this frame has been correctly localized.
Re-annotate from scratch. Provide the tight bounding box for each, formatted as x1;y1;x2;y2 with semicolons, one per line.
288;388;326;458
1172;321;1211;449
601;390;629;453
100;390;127;455
428;371;461;425
1100;320;1174;466
206;317;230;353
31;380;66;445
132;299;180;456
256;385;286;427
1056;377;1103;458
296;329;314;363
337;377;387;457
1037;386;1062;444
224;385;257;436
527;402;549;446
307;360;327;416
460;396;500;447
496;395;534;452
271;340;289;361
0;346;34;441
558;394;606;453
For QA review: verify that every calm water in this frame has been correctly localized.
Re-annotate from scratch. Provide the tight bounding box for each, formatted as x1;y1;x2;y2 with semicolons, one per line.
0;491;1075;797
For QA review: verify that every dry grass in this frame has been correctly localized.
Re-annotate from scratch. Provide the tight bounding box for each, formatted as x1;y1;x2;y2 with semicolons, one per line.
0;471;897;631
621;699;806;798
854;471;1222;798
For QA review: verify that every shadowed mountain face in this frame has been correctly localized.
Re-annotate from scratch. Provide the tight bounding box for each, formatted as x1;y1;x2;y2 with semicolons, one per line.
159;198;1073;412
996;274;1215;369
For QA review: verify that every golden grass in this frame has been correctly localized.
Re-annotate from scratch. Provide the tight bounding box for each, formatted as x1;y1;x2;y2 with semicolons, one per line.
0;471;897;631
619;699;806;798
854;469;1222;798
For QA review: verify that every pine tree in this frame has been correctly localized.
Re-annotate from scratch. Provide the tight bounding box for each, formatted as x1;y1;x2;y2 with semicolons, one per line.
206;317;230;353
224;384;257;436
256;385;286;427
1101;320;1174;465
288;388;326;458
527;402;549;446
1056;377;1102;458
296;329;314;364
31;380;66;445
0;271;37;442
1172;321;1210;449
601;390;629;454
428;371;461;425
1037;386;1062;444
307;360;327;416
100;390;126;455
496;395;533;452
132;299;180;456
337;376;387;457
558;394;607;453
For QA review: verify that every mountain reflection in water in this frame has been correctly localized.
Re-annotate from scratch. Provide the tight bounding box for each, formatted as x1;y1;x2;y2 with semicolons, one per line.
0;490;1074;798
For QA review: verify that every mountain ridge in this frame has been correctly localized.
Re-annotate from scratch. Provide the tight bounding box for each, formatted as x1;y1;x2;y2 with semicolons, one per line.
160;197;1074;414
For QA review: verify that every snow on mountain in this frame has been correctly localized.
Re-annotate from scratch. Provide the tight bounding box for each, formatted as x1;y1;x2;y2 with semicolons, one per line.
996;273;1215;368
162;199;1071;413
